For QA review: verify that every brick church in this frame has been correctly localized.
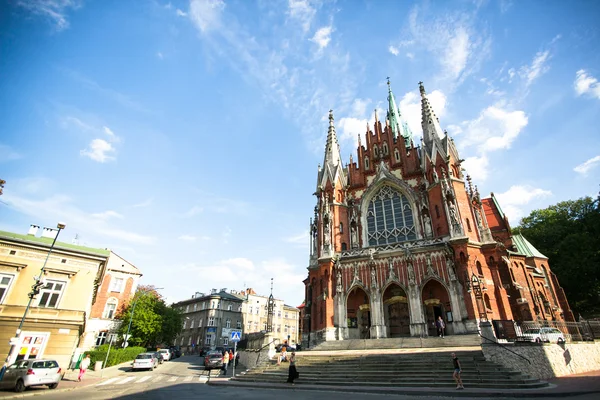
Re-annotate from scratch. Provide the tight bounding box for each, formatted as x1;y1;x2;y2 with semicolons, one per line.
302;80;574;346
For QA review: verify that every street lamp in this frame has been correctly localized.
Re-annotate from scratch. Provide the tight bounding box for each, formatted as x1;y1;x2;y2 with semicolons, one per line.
123;287;163;348
1;222;66;379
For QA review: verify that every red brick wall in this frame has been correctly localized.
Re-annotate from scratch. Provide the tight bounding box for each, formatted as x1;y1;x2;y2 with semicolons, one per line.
90;273;136;319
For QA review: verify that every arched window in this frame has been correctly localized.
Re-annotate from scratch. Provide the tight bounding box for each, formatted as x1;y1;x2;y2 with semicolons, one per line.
103;298;118;319
341;242;347;251
435;205;440;218
365;157;370;170
484;294;492;310
366;185;416;246
373;145;379;157
466;218;472;232
476;261;484;276
394;149;400;162
339;222;343;233
382;142;389;155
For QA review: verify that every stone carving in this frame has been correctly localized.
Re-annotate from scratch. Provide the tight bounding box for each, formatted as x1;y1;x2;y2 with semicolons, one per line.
426;254;437;277
432;167;439;183
388;258;397;281
323;218;331;246
311;221;318;255
336;269;343;293
353;263;360;283
423;213;433;238
446;256;457;281
448;202;459;224
407;262;416;286
351;225;358;248
370;266;377;288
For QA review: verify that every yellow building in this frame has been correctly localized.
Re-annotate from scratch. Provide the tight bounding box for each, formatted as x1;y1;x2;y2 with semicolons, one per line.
0;226;109;369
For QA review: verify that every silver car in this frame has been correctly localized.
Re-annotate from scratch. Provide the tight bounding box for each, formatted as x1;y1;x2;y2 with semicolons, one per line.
132;352;158;371
0;359;62;392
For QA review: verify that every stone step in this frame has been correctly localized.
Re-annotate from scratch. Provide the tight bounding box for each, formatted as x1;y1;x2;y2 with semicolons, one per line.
258;367;521;375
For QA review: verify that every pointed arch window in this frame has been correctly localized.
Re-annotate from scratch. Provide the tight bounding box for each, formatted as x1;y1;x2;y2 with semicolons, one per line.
394;149;400;162
365;157;370;170
339;222;343;233
373;145;379;157
382;142;389;155
366;185;416;246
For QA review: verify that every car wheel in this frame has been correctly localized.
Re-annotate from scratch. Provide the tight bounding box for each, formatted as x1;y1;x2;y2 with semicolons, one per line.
14;379;25;393
535;338;541;343
48;383;59;390
557;338;565;344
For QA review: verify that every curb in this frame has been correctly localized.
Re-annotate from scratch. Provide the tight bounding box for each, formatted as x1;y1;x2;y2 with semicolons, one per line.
0;380;99;400
206;380;600;398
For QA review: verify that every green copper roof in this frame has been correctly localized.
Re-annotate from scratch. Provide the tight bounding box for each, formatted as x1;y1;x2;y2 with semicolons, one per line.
511;233;547;259
387;79;413;147
0;230;110;257
490;192;506;222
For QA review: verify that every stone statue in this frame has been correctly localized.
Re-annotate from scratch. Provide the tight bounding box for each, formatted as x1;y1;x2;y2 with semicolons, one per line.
432;167;439;183
370;266;377;288
423;213;433;238
323;219;331;246
388;258;397;281
351;225;358;248
407;262;416;286
448;202;459;224
336;269;343;293
312;223;318;254
446;256;457;281
426;254;437;277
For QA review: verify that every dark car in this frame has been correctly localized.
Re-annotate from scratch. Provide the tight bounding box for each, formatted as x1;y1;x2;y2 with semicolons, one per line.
204;351;223;370
199;347;211;357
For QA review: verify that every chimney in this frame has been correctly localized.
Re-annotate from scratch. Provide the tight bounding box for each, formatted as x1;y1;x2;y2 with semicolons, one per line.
211;288;217;294
220;288;227;293
27;225;40;236
41;227;57;239
195;292;202;298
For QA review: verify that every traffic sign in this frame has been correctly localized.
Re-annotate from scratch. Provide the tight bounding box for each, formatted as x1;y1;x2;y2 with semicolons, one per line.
230;331;241;342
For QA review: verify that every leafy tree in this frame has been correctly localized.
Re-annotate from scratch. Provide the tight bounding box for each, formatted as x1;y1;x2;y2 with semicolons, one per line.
116;285;183;348
515;194;600;318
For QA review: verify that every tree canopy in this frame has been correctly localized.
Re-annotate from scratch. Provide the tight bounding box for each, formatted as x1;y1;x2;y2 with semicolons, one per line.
515;194;600;318
116;285;183;348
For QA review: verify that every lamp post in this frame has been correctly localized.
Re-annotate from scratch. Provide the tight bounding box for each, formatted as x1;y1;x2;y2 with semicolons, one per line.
1;222;66;379
123;287;163;348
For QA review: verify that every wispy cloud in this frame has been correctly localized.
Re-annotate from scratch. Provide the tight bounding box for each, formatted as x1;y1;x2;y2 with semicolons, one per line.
284;231;309;248
182;206;203;217
0;144;22;162
574;69;600;99
388;45;399;56
519;50;551;87
156;51;164;59
178;234;197;242
287;0;317;34
91;210;124;220
574;155;600;175
132;198;153;208
16;0;82;31
189;0;225;33
495;185;552;224
176;9;187;17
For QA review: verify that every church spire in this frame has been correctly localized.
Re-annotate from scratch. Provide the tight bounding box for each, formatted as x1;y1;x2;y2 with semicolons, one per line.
322;109;342;169
387;78;413;148
419;81;444;146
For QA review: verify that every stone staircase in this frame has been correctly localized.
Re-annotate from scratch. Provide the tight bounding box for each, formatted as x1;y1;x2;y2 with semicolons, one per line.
311;334;482;350
233;346;548;389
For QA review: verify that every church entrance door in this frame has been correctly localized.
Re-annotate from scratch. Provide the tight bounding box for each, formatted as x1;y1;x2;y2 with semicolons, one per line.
383;284;410;337
421;279;451;337
346;287;370;340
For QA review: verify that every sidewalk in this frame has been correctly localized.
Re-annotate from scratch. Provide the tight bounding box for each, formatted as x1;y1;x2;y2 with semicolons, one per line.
208;369;600;398
0;360;133;399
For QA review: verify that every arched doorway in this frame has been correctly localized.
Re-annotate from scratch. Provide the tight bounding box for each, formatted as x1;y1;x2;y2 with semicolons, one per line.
382;284;410;337
421;279;451;337
346;286;371;339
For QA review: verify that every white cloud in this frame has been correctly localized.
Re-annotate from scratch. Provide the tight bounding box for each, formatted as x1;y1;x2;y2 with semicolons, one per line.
519;50;551;87
406;52;414;60
176;9;187;17
388;45;399;56
103;126;121;142
462;154;489;182
287;0;316;33
0;144;22;162
574;69;600;99
222;257;255;270
398;89;447;139
156;52;164;59
458;106;528;152
573;155;600;175
80;139;116;163
16;0;82;31
495;185;552;224
443;27;470;80
284;231;309;246
189;0;225;33
183;206;204;217
310;26;333;50
91;210;124;220
338;117;367;147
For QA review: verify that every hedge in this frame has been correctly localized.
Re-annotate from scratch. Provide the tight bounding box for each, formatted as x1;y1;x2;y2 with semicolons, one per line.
84;345;147;370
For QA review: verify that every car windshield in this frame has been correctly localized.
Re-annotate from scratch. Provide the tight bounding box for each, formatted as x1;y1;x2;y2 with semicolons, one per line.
209;354;222;359
136;354;152;359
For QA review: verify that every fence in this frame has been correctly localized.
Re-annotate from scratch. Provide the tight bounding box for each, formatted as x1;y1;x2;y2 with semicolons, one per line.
492;319;600;343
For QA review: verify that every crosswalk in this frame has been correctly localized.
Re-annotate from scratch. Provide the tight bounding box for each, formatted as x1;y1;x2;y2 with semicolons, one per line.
97;374;209;387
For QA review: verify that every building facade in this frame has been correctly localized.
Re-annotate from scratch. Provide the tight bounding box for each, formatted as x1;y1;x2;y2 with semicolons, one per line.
238;288;300;346
81;252;142;350
0;227;109;368
174;289;243;354
302;80;574;346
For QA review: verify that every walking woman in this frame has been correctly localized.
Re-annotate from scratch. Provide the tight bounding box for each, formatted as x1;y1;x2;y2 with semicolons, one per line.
286;351;298;384
78;354;91;382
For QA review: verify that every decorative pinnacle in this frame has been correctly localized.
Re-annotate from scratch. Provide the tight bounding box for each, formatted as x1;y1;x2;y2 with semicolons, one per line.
419;81;426;96
329;109;334;124
387;76;391;89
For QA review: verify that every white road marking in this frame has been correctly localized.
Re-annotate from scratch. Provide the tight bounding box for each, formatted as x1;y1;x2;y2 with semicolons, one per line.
116;377;136;385
152;375;164;383
97;378;120;386
137;376;152;383
183;376;193;382
167;376;178;382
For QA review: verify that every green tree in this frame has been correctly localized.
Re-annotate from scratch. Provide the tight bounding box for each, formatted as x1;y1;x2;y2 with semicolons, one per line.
116;286;183;348
515;194;600;318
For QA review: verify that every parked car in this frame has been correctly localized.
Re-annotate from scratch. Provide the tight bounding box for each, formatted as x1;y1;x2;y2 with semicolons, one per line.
0;359;62;393
157;349;172;361
132;353;159;371
169;347;181;358
522;327;566;343
153;352;164;365
203;351;224;370
199;346;212;357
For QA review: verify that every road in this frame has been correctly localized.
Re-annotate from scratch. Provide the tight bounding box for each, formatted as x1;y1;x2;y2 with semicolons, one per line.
2;356;598;400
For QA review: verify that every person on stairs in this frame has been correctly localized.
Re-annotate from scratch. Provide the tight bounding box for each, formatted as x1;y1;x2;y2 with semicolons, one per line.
286;351;298;385
436;316;446;338
451;352;464;390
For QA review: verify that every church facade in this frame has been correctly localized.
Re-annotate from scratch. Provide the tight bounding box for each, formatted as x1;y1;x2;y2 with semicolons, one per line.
302;81;574;346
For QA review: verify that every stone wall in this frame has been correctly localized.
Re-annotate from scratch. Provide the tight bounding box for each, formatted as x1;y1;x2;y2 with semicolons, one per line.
237;347;272;370
482;341;600;380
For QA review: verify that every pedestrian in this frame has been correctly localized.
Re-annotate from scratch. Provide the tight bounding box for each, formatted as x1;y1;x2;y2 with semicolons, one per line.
228;349;233;366
286;351;298;385
451;352;464;390
222;350;229;375
436;316;446;338
78;354;91;382
235;351;240;367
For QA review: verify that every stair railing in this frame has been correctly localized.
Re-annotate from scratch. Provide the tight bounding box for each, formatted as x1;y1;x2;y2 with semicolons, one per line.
479;333;531;365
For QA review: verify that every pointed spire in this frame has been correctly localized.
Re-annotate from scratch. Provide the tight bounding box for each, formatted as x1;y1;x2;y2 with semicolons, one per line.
419;81;444;145
323;109;342;168
387;77;413;147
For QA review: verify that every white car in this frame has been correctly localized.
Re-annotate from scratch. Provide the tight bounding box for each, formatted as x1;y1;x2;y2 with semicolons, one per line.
132;353;159;370
522;327;566;343
158;349;172;361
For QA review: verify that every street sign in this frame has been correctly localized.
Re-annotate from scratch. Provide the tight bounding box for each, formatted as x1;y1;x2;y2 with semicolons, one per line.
230;331;241;342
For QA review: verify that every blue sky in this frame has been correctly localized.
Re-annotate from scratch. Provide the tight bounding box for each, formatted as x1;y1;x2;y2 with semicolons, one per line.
1;0;599;308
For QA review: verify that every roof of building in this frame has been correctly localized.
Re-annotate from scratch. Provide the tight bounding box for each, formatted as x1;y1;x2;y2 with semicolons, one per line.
174;290;244;305
511;233;548;259
0;230;110;257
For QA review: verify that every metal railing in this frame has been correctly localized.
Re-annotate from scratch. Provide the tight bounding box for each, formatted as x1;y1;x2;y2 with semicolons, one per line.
492;319;600;343
479;332;531;364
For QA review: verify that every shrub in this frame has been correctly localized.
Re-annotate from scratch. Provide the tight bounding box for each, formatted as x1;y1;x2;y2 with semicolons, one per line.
84;346;146;370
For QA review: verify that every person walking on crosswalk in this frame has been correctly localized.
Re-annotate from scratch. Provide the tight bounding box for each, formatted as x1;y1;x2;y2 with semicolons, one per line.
78;354;91;382
222;350;229;375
